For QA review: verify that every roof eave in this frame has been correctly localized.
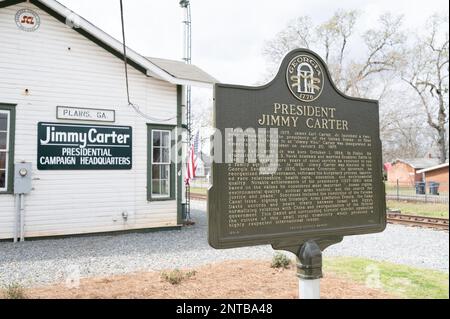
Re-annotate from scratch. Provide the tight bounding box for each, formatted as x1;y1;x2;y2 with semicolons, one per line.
417;163;449;174
144;71;214;88
172;78;215;88
392;159;417;168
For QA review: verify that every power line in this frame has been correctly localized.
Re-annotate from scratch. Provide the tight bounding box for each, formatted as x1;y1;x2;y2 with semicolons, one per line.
119;0;176;123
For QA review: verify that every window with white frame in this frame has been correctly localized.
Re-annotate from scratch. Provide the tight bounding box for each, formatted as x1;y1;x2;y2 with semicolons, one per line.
151;130;171;198
0;110;10;192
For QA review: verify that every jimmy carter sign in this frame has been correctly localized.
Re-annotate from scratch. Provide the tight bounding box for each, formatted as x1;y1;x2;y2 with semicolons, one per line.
37;123;132;170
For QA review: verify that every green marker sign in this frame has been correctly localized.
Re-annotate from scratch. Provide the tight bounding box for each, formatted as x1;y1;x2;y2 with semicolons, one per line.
208;49;386;251
37;123;132;170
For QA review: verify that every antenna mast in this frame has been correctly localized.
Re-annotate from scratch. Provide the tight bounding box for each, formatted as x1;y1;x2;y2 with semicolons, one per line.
180;0;192;222
180;0;192;65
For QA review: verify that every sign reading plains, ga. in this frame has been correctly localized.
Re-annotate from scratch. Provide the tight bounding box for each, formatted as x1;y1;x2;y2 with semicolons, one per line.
208;49;386;250
37;123;132;170
57;106;115;123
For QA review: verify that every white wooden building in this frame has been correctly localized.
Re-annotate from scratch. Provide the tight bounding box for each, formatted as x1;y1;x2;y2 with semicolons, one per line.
0;0;215;240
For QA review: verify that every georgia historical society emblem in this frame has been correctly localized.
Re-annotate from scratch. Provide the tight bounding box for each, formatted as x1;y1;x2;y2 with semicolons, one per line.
286;54;324;102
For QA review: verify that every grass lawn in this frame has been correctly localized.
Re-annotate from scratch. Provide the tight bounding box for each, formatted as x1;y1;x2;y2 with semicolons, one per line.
324;257;449;299
190;187;207;196
387;200;449;218
385;183;417;196
385;183;449;197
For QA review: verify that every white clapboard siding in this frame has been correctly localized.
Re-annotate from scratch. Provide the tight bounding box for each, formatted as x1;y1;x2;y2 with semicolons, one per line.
0;3;179;239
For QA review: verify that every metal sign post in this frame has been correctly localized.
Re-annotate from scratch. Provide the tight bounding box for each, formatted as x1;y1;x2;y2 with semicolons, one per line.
299;278;321;299
272;238;341;300
297;240;322;299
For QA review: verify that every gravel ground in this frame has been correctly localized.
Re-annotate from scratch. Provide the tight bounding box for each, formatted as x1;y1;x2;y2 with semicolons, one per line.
0;201;448;288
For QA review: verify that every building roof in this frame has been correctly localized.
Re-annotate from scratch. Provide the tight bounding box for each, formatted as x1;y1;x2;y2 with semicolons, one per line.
0;0;217;88
393;158;441;169
417;162;449;174
147;57;218;84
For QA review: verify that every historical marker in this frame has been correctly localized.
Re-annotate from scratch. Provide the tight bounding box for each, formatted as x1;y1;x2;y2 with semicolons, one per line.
208;49;386;256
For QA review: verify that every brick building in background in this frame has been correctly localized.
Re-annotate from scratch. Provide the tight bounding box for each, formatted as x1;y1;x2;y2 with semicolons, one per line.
387;158;440;185
417;163;449;192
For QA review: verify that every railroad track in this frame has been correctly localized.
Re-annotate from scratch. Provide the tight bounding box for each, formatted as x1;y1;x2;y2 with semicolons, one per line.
190;194;207;201
387;212;449;231
190;195;448;231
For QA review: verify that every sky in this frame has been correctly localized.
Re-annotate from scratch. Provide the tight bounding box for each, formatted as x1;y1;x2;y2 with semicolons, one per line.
58;0;449;87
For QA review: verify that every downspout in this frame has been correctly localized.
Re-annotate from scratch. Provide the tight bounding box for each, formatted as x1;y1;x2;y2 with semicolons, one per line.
20;194;25;241
13;195;19;243
13;193;25;242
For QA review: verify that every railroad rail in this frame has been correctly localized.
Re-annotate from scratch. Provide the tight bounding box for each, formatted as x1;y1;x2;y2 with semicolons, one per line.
191;194;207;201
387;212;449;231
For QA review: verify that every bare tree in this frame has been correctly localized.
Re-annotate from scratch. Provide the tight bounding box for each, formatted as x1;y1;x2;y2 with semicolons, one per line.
262;10;407;159
191;93;213;133
262;10;405;98
316;16;339;64
261;10;449;162
380;90;431;161
316;10;359;87
343;13;404;96
400;14;449;163
262;16;313;74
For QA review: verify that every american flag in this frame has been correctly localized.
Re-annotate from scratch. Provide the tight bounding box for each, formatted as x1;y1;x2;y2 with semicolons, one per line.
185;131;200;185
